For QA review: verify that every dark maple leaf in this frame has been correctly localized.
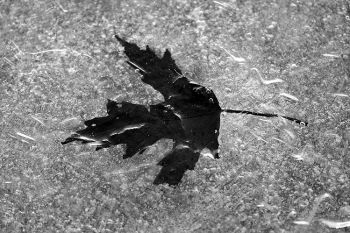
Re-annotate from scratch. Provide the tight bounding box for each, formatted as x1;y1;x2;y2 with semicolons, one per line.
62;35;307;185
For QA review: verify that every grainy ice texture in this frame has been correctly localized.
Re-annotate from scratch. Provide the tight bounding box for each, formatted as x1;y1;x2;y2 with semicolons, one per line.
1;0;349;232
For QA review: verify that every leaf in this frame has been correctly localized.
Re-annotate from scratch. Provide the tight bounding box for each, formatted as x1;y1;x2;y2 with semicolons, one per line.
154;145;200;185
62;35;306;185
62;36;222;185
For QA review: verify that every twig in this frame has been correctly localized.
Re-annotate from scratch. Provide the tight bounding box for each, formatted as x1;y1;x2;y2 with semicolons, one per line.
213;1;229;8
15;47;94;59
60;117;80;124
279;93;299;101
27;49;67;55
322;53;340;58
294;193;332;227
71;49;94;59
250;131;268;143
11;40;24;56
55;0;68;13
30;115;46;126
251;67;284;85
16;132;36;141
328;93;349;98
3;57;14;66
217;45;246;63
114;162;155;175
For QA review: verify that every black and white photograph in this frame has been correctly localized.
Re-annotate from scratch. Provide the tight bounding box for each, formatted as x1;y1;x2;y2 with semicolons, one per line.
1;0;349;232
